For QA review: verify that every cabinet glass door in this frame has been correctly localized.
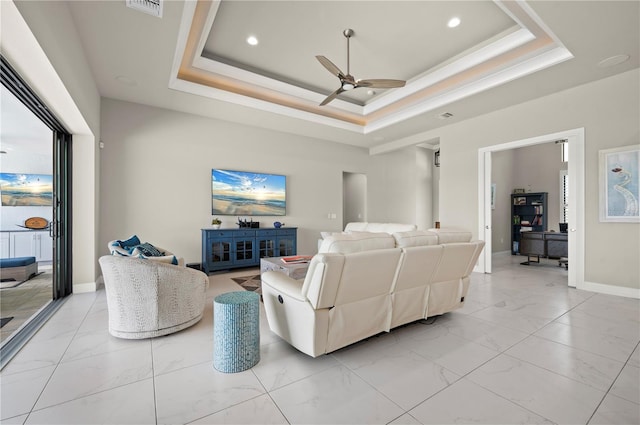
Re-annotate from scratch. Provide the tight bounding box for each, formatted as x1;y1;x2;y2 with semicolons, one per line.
233;238;255;266
277;237;295;256
210;239;233;268
257;236;277;258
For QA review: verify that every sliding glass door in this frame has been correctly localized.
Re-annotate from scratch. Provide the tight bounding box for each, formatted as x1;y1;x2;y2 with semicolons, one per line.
0;55;72;366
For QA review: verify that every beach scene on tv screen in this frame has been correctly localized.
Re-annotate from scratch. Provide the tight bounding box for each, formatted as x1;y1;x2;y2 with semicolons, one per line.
0;173;53;206
212;169;286;216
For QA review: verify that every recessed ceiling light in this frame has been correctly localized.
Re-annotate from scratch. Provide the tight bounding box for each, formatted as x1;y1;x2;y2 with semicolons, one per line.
597;54;630;68
115;75;137;87
246;35;258;46
448;17;461;28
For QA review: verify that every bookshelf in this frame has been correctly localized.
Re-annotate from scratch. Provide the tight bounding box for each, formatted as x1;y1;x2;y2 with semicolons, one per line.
511;192;548;255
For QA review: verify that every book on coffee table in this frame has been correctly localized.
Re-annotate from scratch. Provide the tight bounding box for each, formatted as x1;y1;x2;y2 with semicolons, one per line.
281;255;313;264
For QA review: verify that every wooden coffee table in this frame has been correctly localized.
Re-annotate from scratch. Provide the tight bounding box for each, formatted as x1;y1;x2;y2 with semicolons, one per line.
260;256;311;280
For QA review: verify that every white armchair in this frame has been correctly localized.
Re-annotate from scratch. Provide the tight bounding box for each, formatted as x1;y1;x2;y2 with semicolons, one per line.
98;255;209;339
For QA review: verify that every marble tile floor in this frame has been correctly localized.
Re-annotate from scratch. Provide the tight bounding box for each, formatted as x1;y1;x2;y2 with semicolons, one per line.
0;253;638;424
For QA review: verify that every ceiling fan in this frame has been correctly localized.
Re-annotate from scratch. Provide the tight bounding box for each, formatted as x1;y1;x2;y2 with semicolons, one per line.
316;28;406;106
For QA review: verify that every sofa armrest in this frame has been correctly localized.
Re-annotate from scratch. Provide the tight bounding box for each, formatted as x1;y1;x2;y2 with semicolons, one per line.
261;271;305;301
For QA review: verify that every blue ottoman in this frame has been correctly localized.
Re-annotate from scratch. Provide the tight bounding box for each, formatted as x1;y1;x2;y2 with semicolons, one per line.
0;256;37;282
213;291;260;373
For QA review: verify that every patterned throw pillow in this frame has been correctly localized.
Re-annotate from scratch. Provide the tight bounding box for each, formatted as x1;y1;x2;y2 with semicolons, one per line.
132;242;165;257
118;235;140;249
144;255;179;265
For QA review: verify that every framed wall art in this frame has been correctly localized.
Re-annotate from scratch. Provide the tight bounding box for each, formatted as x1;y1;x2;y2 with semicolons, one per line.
599;145;640;222
0;173;53;206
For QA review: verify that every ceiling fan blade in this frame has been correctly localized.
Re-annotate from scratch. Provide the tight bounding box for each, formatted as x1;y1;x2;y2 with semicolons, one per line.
319;87;344;106
357;79;406;89
316;55;345;78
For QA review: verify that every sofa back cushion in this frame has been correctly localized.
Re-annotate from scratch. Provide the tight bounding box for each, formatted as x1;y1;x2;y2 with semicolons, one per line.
394;245;443;291
318;231;395;254
325;248;401;352
301;254;346;309
431;242;480;283
393;230;439;248
464;240;486;276
391;245;444;327
334;249;401;305
344;222;417;234
427;228;473;244
343;222;369;232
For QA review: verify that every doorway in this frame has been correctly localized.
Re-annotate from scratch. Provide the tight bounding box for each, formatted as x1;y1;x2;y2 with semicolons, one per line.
477;128;585;288
343;172;367;228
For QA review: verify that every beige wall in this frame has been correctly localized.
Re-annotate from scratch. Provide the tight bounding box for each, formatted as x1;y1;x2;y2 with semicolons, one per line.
417;69;640;291
99;99;429;262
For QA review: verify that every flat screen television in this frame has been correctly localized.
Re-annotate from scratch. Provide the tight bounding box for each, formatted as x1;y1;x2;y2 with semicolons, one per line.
212;169;286;216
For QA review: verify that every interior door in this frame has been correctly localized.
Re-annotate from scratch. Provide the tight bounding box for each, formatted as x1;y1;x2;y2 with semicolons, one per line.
482;151;492;273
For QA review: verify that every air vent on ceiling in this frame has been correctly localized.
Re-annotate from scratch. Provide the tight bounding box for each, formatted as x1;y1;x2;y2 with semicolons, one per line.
126;0;163;18
437;112;453;120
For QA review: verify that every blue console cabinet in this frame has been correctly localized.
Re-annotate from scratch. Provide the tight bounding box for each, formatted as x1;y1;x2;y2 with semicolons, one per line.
201;227;297;274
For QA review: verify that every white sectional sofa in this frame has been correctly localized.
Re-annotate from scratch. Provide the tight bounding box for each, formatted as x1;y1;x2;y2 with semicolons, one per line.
262;228;485;357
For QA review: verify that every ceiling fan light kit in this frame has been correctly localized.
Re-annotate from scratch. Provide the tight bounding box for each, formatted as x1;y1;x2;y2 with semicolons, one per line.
316;28;406;106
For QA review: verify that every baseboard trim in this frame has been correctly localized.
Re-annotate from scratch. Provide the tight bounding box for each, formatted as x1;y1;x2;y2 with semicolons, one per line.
581;281;640;299
73;281;97;293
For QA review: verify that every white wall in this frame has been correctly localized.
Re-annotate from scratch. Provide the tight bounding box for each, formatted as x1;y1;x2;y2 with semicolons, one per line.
416;69;640;291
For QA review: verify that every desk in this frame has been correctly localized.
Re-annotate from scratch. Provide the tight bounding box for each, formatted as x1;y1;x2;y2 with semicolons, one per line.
519;231;567;267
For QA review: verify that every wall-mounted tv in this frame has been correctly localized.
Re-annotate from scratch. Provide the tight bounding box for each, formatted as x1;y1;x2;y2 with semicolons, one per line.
0;173;53;206
212;169;286;216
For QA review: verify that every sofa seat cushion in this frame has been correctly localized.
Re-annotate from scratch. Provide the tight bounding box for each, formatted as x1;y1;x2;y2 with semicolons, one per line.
393;230;439;248
318;231;395;254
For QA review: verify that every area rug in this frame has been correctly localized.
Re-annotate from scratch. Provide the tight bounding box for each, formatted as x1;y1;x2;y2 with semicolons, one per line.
0;271;45;289
0;317;14;328
231;274;262;299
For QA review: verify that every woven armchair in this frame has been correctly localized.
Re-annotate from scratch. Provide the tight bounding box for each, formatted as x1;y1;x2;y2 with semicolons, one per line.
99;255;209;339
